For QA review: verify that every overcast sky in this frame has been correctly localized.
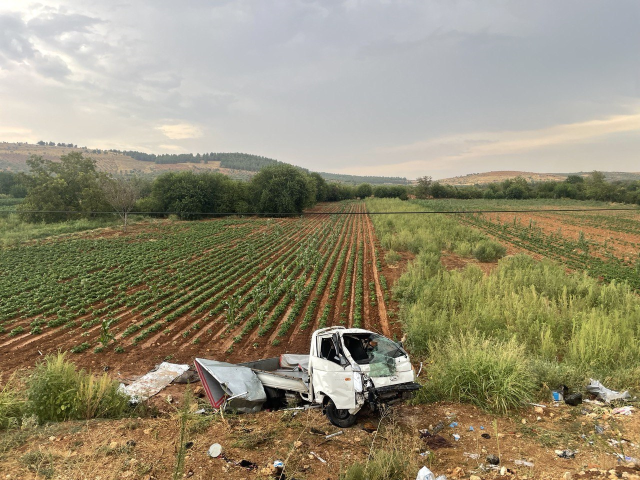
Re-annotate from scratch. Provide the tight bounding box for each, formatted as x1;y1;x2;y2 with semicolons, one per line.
0;1;638;179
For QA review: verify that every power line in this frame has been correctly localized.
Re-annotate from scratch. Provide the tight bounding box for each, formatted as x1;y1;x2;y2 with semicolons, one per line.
1;207;639;216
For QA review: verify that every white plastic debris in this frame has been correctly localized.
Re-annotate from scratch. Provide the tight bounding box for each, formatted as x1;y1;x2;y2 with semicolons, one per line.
612;406;634;415
416;466;436;480
586;379;630;403
208;443;223;458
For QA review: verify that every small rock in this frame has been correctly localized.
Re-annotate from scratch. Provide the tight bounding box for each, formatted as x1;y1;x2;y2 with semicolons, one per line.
109;441;119;449
563;472;572;480
521;418;527;424
451;467;465;478
294;440;303;448
470;476;481;480
500;466;507;475
534;406;544;414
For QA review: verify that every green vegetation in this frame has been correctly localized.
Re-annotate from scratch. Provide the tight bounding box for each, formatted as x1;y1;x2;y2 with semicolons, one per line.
415;333;536;413
18;152;109;223
472;239;506;262
367;198;640;411
416;171;640;204
0;213;127;247
0;353;129;428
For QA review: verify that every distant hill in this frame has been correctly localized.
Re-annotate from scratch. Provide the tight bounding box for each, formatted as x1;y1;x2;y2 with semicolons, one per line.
437;170;640;186
0;142;407;185
437;171;567;185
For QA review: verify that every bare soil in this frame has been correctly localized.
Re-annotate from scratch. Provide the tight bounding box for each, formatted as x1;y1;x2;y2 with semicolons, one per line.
3;389;640;480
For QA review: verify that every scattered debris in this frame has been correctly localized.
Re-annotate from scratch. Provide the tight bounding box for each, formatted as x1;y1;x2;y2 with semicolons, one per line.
208;443;223;458
452;434;460;441
449;422;458;428
415;466;447;480
481;433;491;440
309;451;326;463
173;369;200;384
615;453;640;464
564;392;583;406
237;459;257;469
463;452;480;460
486;454;500;465
586;379;630;403
121;362;189;401
325;431;344;439
612;406;634;415
514;459;534;467
556;449;576;459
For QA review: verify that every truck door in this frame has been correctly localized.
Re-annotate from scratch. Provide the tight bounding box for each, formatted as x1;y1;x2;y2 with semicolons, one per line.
311;335;356;409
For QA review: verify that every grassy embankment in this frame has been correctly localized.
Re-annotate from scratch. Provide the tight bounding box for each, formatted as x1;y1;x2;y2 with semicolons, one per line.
366;198;640;413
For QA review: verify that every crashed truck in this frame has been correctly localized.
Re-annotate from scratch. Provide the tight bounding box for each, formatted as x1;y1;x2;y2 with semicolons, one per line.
195;326;421;427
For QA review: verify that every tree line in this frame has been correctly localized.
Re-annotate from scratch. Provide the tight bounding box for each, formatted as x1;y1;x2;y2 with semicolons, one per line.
414;173;640;204
10;152;410;225
6;153;640;228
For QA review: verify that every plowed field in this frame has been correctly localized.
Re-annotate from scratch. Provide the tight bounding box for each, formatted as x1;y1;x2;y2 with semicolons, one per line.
0;201;400;377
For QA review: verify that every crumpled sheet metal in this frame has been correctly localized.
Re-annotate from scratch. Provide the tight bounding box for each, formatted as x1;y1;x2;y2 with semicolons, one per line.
586;379;631;403
122;362;189;401
195;358;267;413
280;354;309;370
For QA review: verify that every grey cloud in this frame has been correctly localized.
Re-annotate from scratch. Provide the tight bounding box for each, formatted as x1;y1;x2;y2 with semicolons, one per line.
1;0;639;177
0;14;35;64
33;53;71;79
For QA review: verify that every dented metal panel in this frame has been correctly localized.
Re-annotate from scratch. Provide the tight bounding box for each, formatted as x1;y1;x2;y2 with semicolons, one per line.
194;358;267;413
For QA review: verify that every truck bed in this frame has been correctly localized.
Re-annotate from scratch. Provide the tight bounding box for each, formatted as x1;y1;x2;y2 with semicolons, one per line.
240;356;310;394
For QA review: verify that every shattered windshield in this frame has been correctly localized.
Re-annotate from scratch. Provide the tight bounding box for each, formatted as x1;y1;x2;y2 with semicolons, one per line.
341;333;405;377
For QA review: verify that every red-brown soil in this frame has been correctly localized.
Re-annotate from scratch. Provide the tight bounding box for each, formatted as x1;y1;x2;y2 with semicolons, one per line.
2;392;639;480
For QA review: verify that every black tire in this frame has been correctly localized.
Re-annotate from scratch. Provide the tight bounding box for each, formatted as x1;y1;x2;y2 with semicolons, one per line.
325;399;357;428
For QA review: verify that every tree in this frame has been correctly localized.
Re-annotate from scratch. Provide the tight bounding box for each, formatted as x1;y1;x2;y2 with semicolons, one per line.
309;172;329;202
414;176;432;199
355;183;373;198
101;177;140;231
249;164;315;214
148;171;244;219
18;152;108;223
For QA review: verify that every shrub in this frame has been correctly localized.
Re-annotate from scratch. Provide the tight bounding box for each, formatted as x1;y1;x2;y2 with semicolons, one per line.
472;240;506;262
417;333;536;413
26;353;129;423
384;249;402;265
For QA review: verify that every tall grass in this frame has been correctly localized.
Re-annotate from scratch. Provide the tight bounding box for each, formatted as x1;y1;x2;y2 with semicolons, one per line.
0;373;25;429
366;198;640;408
416;333;536;413
24;353;129;424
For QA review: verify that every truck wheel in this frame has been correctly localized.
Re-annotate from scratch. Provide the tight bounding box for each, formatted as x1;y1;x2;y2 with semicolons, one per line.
325;399;357;428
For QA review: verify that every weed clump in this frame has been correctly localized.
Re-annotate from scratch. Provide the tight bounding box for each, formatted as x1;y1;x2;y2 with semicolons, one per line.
472;239;506;262
416;333;536;414
25;352;129;424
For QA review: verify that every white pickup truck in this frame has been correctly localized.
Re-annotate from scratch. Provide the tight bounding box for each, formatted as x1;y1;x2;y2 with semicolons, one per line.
195;326;421;427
